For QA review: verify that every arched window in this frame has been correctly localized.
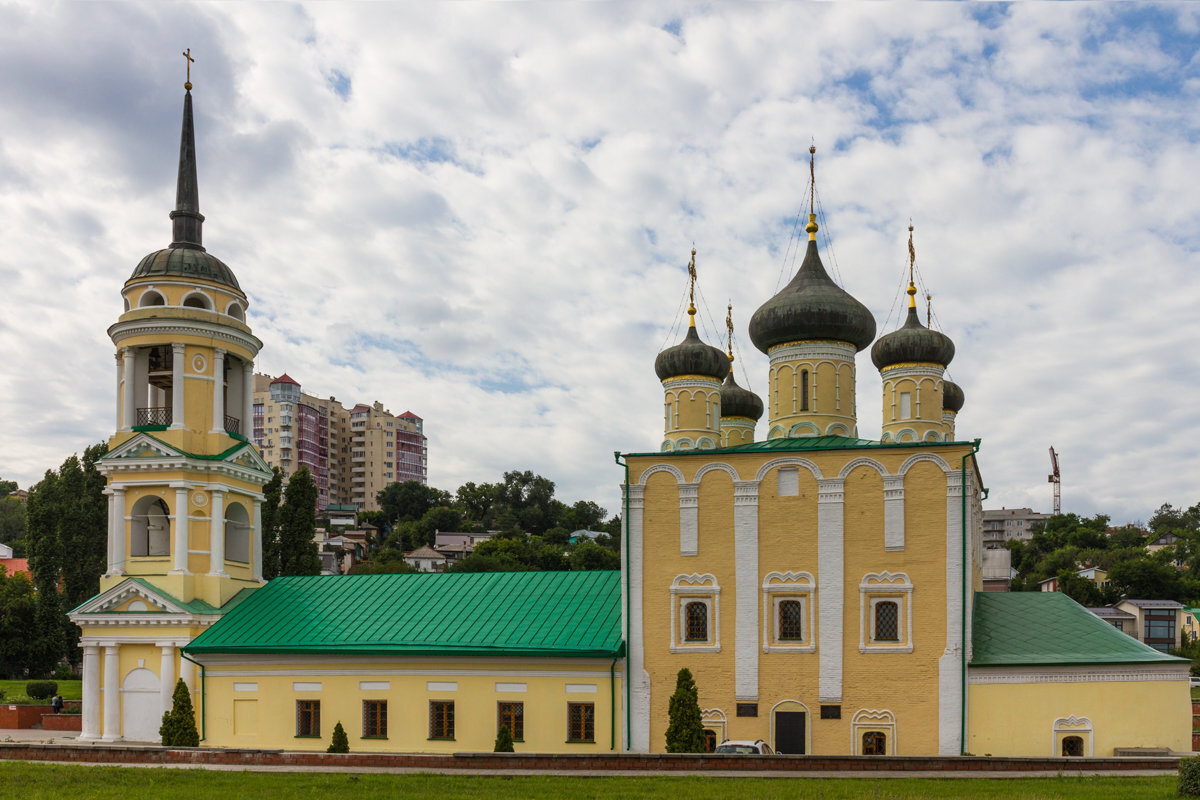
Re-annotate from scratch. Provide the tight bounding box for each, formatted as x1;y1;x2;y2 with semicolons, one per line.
685;601;708;642
800;369;809;411
130;496;170;557
703;729;717;752
1061;735;1084;757
139;290;165;307
778;599;804;641
225;502;251;564
862;731;887;755
182;292;211;310
874;601;899;641
226;302;244;321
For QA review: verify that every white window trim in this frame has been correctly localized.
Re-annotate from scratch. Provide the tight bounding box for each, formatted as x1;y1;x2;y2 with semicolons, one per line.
1052;715;1094;757
762;571;816;653
859;572;914;653
670;574;721;653
851;708;897;755
701;708;727;747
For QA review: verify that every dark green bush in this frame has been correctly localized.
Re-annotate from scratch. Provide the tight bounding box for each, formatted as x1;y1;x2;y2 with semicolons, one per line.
159;679;199;747
1180;756;1200;796
53;662;75;680
494;724;514;752
25;681;57;700
665;667;706;753
327;721;349;753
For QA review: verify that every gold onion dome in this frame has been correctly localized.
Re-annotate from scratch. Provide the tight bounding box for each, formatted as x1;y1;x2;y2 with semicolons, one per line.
654;325;731;381
942;379;965;413
748;226;877;353
719;367;763;421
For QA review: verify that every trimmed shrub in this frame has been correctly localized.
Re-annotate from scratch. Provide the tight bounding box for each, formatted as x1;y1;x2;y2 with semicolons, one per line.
159;679;199;747
665;667;706;753
53;662;76;680
1181;756;1200;796
494;724;515;752
25;681;57;701
328;721;349;753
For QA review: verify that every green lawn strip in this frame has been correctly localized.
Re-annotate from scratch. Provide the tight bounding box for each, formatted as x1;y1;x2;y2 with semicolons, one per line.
0;763;1179;800
0;680;81;703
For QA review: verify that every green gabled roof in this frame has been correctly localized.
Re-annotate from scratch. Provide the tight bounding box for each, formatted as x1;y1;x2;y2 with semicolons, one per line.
624;435;976;458
68;577;251;616
971;591;1187;667
185;570;623;658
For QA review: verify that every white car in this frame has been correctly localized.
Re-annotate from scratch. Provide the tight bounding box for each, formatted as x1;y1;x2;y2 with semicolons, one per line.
1190;676;1200;688
715;739;775;754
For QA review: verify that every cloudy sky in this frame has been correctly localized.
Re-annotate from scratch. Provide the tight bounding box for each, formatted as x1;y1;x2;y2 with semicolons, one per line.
1;2;1197;526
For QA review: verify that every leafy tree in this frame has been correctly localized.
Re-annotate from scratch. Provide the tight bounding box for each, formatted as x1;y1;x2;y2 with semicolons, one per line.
348;549;418;575
277;467;320;576
0;480;16;498
327;721;349;753
560;500;607;533
0;494;25;553
1107;558;1190;601
159;678;199;747
494;723;515;752
0;569;37;678
665;667;706;753
377;481;451;528
456;481;501;526
569;540;620;571
260;468;283;580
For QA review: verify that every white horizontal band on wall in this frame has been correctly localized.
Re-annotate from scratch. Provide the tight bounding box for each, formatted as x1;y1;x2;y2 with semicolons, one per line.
427;681;458;692
565;684;597;693
293;682;321;692
495;682;527;693
359;681;389;691
233;683;257;692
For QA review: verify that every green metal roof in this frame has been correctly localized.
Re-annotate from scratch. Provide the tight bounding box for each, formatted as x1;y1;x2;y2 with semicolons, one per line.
185;570;623;658
625;435;976;458
971;591;1187;667
69;577;251;616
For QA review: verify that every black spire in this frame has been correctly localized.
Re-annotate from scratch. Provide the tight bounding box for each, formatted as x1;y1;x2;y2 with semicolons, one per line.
168;87;205;251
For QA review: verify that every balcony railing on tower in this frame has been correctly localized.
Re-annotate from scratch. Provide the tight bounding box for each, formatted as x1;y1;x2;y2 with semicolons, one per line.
224;414;241;435
136;407;172;426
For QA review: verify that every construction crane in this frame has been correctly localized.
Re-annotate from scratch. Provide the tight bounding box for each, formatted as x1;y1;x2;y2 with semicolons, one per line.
1048;447;1061;515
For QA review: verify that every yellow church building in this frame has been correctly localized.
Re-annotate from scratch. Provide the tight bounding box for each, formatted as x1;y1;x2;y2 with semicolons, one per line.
69;75;1188;758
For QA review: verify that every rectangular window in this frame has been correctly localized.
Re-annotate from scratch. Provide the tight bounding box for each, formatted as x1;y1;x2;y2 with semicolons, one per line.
296;700;320;737
874;601;899;641
363;700;387;738
498;701;524;741
429;700;455;739
1144;609;1176;652
567;702;594;742
684;600;709;641
899;392;912;419
778;599;804;640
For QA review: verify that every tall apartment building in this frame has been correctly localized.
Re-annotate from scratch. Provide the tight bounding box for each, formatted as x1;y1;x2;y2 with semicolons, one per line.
252;374;427;511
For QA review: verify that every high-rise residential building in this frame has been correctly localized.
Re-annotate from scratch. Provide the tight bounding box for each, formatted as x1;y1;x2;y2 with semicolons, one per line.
253;373;427;511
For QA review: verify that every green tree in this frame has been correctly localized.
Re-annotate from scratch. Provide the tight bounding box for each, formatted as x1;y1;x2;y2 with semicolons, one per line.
260;468;283;580
494;723;515;752
0;569;38;678
0;480;17;498
377;481;451;528
327;721;349;753
277;467;320;576
569;540;620;571
0;487;25;553
665;667;706;753
159;678;200;747
348;549;419;575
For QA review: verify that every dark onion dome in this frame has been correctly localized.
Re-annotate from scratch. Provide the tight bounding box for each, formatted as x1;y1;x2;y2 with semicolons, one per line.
748;234;877;354
130;247;241;291
942;380;965;412
870;303;955;370
720;369;764;421
654;325;731;382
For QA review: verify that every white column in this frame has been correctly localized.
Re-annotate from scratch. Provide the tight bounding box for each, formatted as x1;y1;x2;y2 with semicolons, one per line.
678;483;698;556
172;484;190;574
252;497;264;581
243;360;254;436
171;343;186;429
939;468;965;755
159;644;176;718
209;489;226;576
884;475;905;551
733;480;759;701
623;482;649;752
180;653;195;691
80;644;101;740
211;348;226;433
817;477;845;703
122;347;136;431
114;352;123;429
111;488;126;576
104;489;116;575
102;643;120;740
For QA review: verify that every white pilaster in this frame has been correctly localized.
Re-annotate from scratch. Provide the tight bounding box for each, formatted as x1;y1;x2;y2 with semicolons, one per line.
80;644;101;740
172;484;190;574
102;643;120;740
817;477;845;703
678;482;698;556
104;489;116;575
939;469;965;755
209;489;226;576
114;352;123;429
171;343;186;429
733;480;760;701
110;487;126;576
242;360;254;435
122;347;136;431
252;498;263;581
883;475;905;551
623;482;649;752
180;654;195;691
211;348;226;433
159;644;176;719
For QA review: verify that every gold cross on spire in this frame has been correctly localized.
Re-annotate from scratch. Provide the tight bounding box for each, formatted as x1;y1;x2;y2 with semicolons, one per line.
687;247;697;325
907;223;917;308
183;48;195;90
726;302;735;361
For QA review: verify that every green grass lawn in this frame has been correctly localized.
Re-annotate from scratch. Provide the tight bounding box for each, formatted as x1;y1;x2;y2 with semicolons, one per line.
0;762;1181;800
0;679;81;704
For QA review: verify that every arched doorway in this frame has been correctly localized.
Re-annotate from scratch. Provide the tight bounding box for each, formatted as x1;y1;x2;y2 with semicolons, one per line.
771;700;808;754
121;667;161;741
